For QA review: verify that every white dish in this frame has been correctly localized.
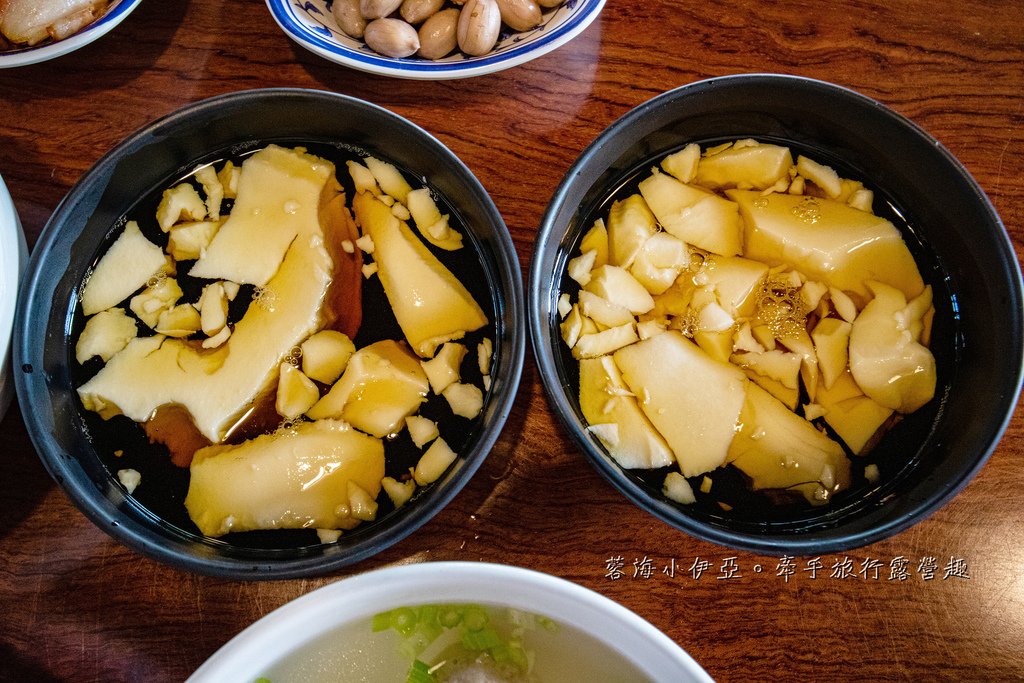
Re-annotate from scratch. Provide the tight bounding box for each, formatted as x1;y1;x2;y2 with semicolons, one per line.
188;561;713;682
264;0;604;80
0;0;144;68
0;174;26;419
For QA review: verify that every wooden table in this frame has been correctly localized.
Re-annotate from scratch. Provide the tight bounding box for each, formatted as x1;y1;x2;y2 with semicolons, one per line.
1;0;1022;680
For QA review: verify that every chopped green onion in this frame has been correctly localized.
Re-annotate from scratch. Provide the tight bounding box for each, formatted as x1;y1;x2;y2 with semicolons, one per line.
372;603;540;680
507;642;529;672
416;619;444;644
415;605;443;643
438;605;463;628
462;606;489;632
491;643;511;665
371;610;392;632
461;626;502;651
254;678;272;683
405;659;435;683
537;615;559;633
391;607;418;636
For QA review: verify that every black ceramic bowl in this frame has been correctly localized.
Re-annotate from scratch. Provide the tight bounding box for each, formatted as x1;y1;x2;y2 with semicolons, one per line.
15;89;525;578
529;74;1024;554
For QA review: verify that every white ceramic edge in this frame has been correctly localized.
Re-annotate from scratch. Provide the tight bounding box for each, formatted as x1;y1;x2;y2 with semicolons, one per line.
187;561;713;682
0;173;26;418
264;0;605;81
0;0;144;68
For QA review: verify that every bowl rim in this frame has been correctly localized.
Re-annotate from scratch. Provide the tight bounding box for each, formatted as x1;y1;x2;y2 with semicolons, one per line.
13;87;526;578
0;0;143;69
528;72;1024;554
186;560;714;682
263;0;606;80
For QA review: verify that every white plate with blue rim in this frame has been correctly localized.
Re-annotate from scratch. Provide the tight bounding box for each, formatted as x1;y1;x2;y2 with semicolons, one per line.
0;0;143;68
265;0;605;80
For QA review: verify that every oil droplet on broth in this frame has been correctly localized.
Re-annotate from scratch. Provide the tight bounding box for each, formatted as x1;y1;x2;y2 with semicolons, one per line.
147;271;167;289
791;197;821;224
754;274;808;338
671;310;699;338
252;286;278;312
688;252;706;271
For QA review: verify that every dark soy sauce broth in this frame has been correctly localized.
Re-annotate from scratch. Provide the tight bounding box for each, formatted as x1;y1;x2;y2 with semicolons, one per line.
70;141;497;550
555;137;958;531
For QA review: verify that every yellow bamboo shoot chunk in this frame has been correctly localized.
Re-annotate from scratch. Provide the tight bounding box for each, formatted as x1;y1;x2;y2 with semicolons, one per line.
406;415;439;448
353;191;487;357
81;221;168;316
301;330;356;385
442;382;483;419
156;183;207;232
420;342;467;394
727;384;850;504
579;218;609;268
75;308;138;364
638;170;743;256
306;340;429;438
129;277;183;329
185;419;384;536
382;476;416;508
190;145;335;286
276;363;320;419
695;142;793;191
820;384;894;456
414;437;457;485
728;189;924;299
579;356;674;469
849;281;936;413
613;331;747;476
406;187;463;251
167;220;221;261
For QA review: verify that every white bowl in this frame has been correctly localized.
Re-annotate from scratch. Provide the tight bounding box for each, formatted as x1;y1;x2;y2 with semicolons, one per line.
188;561;713;682
0;0;143;68
264;0;604;80
0;174;27;418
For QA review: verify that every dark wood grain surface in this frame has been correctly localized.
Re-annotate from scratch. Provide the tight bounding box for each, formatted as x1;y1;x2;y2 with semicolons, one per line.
1;0;1023;681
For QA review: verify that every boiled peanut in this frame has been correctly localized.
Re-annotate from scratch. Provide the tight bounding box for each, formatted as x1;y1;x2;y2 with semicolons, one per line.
457;0;500;56
364;18;420;57
360;0;403;20
400;0;445;25
332;0;367;38
417;8;460;60
495;0;541;32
